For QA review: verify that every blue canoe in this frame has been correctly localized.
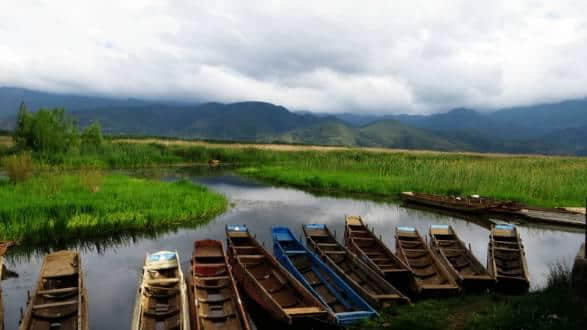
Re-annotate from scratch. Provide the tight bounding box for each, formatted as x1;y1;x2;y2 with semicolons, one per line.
272;226;377;325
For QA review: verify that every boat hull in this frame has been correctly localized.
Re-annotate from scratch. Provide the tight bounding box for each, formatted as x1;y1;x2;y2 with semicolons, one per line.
400;192;492;214
487;225;530;294
429;225;495;292
19;250;88;330
272;226;377;326
344;216;414;294
226;225;326;324
303;224;410;308
395;227;460;297
191;240;250;330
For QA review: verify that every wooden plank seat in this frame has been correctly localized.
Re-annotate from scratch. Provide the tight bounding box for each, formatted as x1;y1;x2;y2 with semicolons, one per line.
37;287;78;295
32;300;78;310
317;243;339;247
199;295;231;303
147;278;179;285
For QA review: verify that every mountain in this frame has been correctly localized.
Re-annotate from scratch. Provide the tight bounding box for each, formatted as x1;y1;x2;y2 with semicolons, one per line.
387;99;587;140
0;87;165;116
72;102;336;141
1;86;587;155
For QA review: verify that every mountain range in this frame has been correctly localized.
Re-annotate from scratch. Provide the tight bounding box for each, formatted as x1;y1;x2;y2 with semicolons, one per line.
1;87;586;155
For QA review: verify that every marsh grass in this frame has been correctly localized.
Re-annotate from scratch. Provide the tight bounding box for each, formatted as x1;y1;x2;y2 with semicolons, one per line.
2;152;34;183
236;150;587;207
0;173;227;244
358;262;584;330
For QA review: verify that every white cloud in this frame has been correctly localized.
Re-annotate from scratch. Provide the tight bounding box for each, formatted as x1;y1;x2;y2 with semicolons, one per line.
1;0;586;114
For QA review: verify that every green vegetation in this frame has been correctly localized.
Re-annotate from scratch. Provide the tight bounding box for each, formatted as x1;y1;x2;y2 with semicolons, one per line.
0;173;227;244
236;150;587;207
357;263;584;330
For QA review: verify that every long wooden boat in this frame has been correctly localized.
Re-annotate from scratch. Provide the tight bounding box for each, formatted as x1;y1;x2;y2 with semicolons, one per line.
131;250;190;330
272;226;376;326
395;227;460;296
429;225;495;291
303;224;411;308
400;192;497;214
487;224;530;293
344;216;413;293
190;239;250;330
19;250;88;330
0;241;14;330
225;225;327;324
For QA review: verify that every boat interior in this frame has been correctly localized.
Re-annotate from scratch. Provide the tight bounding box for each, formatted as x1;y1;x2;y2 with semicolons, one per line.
192;242;244;329
431;228;487;276
346;220;404;272
305;226;404;304
396;229;452;286
20;251;83;330
141;254;183;330
490;232;525;279
275;232;363;314
227;232;319;311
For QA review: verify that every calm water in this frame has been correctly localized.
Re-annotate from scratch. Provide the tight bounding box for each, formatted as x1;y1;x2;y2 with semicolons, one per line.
2;170;583;329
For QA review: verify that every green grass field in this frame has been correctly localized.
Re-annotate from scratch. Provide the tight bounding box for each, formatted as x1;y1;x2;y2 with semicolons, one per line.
0;173;227;243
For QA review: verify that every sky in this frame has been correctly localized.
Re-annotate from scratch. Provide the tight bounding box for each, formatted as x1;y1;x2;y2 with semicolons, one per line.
1;1;587;114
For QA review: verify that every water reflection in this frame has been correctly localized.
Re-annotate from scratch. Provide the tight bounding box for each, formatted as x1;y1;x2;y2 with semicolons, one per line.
1;171;583;330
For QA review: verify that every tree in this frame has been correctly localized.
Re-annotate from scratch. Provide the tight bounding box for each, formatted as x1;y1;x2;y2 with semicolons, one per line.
13;106;80;154
81;121;104;148
13;102;31;149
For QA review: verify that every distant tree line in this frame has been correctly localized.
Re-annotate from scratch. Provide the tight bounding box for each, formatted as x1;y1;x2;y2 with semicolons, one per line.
13;102;103;153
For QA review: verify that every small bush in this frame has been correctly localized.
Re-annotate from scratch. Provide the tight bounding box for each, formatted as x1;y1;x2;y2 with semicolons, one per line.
79;167;104;193
546;260;571;289
2;153;34;183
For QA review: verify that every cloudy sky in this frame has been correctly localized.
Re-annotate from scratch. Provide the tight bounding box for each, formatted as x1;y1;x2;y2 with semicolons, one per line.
1;1;586;114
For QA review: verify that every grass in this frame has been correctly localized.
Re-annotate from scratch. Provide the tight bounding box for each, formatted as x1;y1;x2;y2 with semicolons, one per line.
236;150;587;207
357;263;584;330
0;173;227;244
3;137;587;207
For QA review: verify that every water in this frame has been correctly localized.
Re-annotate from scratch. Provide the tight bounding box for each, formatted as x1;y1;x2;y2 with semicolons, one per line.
2;170;583;329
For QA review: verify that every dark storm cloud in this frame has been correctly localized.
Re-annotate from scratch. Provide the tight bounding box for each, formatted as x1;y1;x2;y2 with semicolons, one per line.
1;0;587;114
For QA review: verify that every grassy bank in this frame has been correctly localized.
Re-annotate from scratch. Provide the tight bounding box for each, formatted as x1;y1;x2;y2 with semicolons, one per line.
3;137;587;207
236;151;587;207
0;173;227;243
356;286;583;330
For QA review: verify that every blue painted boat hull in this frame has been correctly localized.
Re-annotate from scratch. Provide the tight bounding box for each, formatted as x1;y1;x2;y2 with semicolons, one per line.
272;226;376;325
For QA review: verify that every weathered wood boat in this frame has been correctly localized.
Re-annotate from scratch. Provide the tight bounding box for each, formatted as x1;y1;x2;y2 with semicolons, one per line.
0;241;15;330
303;224;411;308
400;192;497;214
395;227;460;296
131;250;190;330
225;225;327;324
272;226;376;326
190;239;250;330
487;224;530;293
19;250;88;330
429;225;495;291
344;216;413;292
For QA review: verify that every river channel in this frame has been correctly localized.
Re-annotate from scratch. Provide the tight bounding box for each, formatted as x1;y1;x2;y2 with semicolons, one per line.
2;168;583;329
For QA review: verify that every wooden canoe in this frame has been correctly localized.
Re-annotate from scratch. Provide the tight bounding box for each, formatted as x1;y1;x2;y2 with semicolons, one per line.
190;239;250;330
131;250;190;330
429;225;495;291
19;250;88;330
487;225;530;293
400;192;496;214
225;225;327;324
272;226;377;326
0;241;14;330
344;216;413;293
303;224;411;308
395;227;460;296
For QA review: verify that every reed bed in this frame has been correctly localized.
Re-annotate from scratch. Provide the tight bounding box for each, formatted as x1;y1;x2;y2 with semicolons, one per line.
237;151;587;207
0;173;227;244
